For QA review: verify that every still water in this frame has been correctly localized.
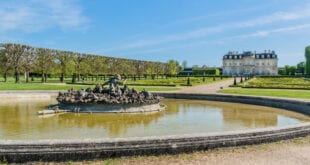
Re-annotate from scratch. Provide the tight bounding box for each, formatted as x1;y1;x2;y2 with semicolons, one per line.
0;99;309;140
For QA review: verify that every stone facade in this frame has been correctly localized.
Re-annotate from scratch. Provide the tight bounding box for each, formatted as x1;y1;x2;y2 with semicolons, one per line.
222;51;278;76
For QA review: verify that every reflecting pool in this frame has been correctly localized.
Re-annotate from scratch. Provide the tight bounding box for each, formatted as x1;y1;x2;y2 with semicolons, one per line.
0;99;309;140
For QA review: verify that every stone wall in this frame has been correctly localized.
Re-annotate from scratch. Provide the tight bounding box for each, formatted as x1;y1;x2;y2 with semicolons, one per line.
156;93;310;116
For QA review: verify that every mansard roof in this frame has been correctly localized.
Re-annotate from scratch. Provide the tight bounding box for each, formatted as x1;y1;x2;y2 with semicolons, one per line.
223;50;278;60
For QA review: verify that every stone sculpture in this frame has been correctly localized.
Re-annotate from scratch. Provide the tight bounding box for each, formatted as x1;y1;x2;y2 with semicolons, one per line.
56;74;162;106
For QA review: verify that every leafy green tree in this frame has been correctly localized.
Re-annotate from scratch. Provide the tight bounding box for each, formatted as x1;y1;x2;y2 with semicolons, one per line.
3;43;29;83
22;46;36;83
305;46;310;74
56;51;74;83
72;53;86;82
36;48;55;83
284;65;290;75
296;61;305;74
0;44;12;82
167;60;181;75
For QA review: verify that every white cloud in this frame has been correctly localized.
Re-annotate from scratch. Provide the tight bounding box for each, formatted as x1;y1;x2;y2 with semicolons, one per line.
104;26;223;52
234;23;310;39
0;0;89;32
104;3;310;53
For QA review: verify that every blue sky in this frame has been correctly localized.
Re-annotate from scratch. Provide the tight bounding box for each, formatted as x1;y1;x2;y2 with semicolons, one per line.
1;0;310;67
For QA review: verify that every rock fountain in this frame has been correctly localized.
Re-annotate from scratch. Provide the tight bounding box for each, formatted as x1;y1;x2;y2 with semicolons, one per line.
38;74;166;115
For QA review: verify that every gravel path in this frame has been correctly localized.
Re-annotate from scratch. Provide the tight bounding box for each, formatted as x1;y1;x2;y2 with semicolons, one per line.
178;78;235;93
61;137;309;165
111;137;310;165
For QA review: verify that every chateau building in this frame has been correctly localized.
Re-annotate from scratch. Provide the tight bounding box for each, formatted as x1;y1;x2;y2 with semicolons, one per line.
222;50;278;76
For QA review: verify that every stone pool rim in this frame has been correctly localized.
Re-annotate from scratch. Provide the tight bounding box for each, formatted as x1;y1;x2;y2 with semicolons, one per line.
0;92;309;163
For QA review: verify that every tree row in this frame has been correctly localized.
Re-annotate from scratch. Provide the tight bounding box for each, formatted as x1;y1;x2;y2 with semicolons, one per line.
0;43;180;83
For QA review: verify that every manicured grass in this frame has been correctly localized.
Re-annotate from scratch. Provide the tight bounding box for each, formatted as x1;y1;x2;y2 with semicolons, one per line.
132;86;179;91
0;82;179;91
74;77;228;87
0;82;91;90
219;88;310;99
240;77;310;89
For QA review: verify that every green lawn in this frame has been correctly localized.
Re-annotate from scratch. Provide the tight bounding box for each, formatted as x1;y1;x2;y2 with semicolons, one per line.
0;82;90;90
239;77;310;89
0;82;179;91
219;88;310;99
126;77;228;86
0;76;228;87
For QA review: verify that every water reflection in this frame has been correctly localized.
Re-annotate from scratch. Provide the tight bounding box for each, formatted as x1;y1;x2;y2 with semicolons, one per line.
0;99;309;140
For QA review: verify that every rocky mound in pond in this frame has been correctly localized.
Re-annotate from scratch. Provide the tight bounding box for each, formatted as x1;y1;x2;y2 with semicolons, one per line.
57;85;162;105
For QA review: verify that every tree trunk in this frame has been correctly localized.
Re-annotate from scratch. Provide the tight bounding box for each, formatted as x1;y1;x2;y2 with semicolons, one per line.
78;73;80;82
41;72;45;83
60;73;64;83
15;70;20;83
4;72;7;82
44;74;47;83
72;74;76;83
25;71;30;83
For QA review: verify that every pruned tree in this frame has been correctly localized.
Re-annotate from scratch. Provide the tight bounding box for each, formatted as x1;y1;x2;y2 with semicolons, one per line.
22;46;36;83
0;44;12;82
36;48;54;83
3;43;29;83
72;53;86;82
55;51;74;83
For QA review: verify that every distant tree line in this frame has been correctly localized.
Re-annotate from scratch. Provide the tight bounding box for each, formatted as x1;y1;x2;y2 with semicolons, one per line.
0;43;181;83
278;61;306;76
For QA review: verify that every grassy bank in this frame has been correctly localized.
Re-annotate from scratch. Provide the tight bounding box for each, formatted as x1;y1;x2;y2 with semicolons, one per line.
219;88;310;99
